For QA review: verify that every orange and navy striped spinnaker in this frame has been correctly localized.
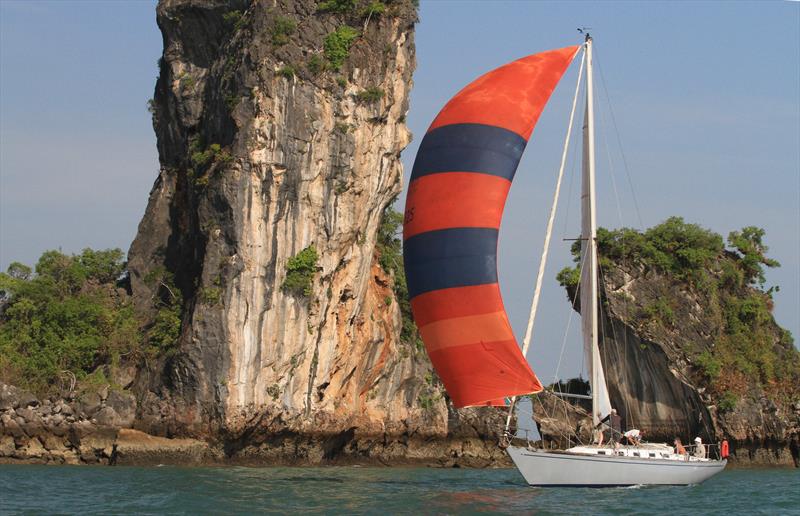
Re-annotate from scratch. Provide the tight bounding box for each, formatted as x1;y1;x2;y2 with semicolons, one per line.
403;45;580;408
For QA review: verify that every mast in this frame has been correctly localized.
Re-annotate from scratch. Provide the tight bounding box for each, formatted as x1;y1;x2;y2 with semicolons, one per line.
581;34;610;427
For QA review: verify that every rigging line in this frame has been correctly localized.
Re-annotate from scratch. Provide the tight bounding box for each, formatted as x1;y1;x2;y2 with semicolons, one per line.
594;49;636;431
504;47;587;436
597;256;635;431
553;236;590;384
594;48;644;230
521;47;587;360
596;90;626;229
561;85;585;239
596;97;633;428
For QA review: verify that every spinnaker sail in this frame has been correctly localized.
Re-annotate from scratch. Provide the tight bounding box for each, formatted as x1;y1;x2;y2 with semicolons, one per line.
403;46;580;408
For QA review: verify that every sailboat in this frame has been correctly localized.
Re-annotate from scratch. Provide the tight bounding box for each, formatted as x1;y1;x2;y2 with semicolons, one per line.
402;35;727;487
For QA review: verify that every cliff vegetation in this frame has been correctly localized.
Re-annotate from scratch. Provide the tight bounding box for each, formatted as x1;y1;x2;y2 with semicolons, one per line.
550;216;799;465
0;250;139;396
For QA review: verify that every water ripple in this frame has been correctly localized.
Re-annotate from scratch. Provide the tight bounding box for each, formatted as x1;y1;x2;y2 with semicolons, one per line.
0;465;797;515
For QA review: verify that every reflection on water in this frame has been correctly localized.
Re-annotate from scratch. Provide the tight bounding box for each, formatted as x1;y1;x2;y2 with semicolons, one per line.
0;465;796;515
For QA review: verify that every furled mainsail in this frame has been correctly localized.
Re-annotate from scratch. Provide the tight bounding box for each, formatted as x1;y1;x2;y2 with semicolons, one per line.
403;46;580;408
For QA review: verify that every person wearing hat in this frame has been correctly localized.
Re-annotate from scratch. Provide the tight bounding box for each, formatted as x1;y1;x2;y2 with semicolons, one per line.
693;437;706;459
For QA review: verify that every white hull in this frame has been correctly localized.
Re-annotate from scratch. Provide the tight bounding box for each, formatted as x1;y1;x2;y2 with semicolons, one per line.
507;446;726;487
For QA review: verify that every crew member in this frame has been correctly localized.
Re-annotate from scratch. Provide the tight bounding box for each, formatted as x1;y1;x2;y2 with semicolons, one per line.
623;428;642;446
674;437;687;456
596;408;622;443
693;437;706;459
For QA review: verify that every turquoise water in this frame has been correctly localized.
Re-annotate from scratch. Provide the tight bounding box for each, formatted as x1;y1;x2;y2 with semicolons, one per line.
0;465;797;515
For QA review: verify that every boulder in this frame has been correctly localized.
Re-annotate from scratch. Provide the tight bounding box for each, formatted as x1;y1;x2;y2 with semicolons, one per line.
67;420;96;448
0;435;15;455
14;407;37;422
53;400;73;416
93;407;121;427
77;391;102;417
0;383;19;410
18;390;38;408
109;363;137;390
19;437;46;458
51;423;69;438
98;384;109;402
4;417;24;438
40;433;67;452
0;383;36;410
105;390;136;427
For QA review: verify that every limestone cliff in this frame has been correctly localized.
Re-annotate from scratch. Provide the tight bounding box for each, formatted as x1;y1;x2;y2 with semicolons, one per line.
126;0;507;465
541;220;800;466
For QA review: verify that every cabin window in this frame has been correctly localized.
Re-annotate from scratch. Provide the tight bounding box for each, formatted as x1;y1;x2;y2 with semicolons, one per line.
649;453;656;458
617;451;624;456
633;452;640;457
598;451;606;455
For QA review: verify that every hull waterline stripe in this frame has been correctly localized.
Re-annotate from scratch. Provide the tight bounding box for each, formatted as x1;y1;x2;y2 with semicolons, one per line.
514;451;728;468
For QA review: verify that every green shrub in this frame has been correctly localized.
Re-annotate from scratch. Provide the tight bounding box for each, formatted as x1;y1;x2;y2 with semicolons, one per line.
277;65;295;79
718;391;738;412
376;205;423;350
727;226;780;286
224;93;241;112
199;286;222;305
360;1;386;18
324;26;359;71
556;266;580;289
356;87;384;103
307;54;327;75
190;142;233;169
149;303;182;352
266;384;281;400
143;267;183;353
417;392;439;411
271;16;296;46
642;298;675;326
318;0;356;13
0;250;139;396
282;245;319;298
222;10;246;32
178;72;196;91
696;350;722;380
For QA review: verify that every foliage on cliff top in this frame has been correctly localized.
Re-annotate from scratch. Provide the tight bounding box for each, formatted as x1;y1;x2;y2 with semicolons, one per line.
556;217;798;407
282;245;319;298
557;217;779;289
376;205;423;351
0;249;139;396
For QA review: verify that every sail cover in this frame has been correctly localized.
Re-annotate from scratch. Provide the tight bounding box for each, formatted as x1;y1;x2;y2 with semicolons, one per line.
403;46;580;408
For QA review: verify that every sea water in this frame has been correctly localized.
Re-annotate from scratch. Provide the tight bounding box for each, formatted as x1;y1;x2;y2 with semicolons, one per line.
0;465;797;515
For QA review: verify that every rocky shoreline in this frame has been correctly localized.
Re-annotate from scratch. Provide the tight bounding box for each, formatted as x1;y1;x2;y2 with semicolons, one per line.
0;382;511;467
3;381;797;468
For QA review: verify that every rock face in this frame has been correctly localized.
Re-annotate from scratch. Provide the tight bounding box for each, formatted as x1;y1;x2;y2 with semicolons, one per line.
126;0;508;464
543;258;800;467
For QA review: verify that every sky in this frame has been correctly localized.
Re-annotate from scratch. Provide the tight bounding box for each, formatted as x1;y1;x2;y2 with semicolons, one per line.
1;1;798;384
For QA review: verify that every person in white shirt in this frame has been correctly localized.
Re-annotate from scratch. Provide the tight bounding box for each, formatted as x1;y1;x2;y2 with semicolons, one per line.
694;436;706;459
623;429;641;446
